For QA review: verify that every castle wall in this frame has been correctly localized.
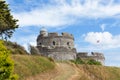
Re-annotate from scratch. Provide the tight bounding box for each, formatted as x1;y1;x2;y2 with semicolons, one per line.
37;36;74;49
37;46;76;60
77;52;105;64
48;52;76;61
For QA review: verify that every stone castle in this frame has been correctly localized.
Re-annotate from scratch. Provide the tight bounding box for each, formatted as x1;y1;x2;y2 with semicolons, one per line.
36;28;105;63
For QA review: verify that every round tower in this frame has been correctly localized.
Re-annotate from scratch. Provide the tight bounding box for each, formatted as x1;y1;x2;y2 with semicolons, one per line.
40;27;48;37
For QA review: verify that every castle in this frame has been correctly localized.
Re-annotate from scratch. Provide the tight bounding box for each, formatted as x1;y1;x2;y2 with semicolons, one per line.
36;28;105;63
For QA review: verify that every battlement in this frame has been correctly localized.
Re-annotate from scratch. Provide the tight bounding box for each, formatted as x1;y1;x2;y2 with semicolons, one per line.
40;32;74;39
77;52;105;58
77;52;105;64
61;32;73;37
48;33;58;37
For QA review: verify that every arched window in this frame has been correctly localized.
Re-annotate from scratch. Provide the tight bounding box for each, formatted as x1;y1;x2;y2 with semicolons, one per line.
53;41;55;45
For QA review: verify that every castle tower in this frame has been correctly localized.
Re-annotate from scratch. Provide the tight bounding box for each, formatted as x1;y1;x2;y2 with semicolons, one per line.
40;27;48;37
36;29;77;61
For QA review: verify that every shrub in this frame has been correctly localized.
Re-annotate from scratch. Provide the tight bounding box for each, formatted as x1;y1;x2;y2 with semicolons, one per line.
71;58;101;65
4;41;28;55
48;57;55;63
0;40;18;80
87;59;101;65
70;58;85;64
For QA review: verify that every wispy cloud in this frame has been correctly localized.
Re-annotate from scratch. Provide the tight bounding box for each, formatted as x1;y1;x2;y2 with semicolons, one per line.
9;0;120;27
84;32;120;49
100;24;106;31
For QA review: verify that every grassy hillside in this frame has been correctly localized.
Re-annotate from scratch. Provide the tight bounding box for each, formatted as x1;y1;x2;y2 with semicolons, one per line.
5;41;120;80
76;64;120;80
4;41;28;54
11;55;55;80
11;55;120;80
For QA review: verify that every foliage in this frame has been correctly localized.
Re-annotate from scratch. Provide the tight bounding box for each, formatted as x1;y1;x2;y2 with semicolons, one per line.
70;58;85;64
4;41;28;55
0;1;18;40
0;40;18;80
71;58;101;65
87;59;101;65
48;57;55;63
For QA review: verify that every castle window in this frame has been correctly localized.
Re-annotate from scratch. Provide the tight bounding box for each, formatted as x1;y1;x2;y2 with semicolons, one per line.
67;42;70;46
39;43;42;45
53;41;56;45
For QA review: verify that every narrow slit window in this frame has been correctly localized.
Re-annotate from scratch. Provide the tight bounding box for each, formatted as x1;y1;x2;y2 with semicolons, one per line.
39;43;42;45
53;41;55;45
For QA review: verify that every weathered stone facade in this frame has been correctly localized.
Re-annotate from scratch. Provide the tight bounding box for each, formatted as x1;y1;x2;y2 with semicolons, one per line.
36;28;76;60
77;52;105;64
36;28;105;63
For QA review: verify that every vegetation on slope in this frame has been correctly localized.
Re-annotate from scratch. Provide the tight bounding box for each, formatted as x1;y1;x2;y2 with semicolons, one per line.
3;41;120;80
76;64;120;80
12;55;55;80
0;40;18;80
71;58;101;65
4;41;28;55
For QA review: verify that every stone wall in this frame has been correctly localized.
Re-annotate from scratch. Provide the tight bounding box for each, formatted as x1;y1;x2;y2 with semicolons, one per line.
37;32;74;49
37;46;77;60
77;52;105;64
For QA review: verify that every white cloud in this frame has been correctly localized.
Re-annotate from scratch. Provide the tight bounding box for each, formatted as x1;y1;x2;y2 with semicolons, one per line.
12;0;120;27
84;32;120;49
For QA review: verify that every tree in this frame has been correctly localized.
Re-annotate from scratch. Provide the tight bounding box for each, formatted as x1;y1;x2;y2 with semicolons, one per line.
0;40;18;80
0;0;18;40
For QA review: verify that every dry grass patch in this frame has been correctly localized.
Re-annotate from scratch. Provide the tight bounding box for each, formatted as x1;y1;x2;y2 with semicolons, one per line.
12;55;55;80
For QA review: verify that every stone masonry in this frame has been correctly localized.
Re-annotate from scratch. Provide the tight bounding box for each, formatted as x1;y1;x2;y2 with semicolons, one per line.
36;28;105;62
36;28;76;60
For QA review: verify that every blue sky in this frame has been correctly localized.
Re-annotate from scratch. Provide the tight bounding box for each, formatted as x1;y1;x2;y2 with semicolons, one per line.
6;0;120;67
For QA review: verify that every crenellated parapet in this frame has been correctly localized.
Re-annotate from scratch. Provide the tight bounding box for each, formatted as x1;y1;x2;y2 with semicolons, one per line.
38;32;74;39
77;52;105;64
37;29;75;50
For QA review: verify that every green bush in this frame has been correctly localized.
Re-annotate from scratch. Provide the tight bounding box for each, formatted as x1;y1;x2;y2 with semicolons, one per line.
71;58;101;65
70;58;85;64
87;59;101;65
0;40;18;80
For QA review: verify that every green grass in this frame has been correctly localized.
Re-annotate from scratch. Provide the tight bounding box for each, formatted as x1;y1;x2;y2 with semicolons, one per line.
11;55;55;80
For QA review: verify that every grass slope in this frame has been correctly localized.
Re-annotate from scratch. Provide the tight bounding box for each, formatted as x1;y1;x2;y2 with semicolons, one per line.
77;64;120;80
12;55;120;80
12;55;55;80
4;41;28;54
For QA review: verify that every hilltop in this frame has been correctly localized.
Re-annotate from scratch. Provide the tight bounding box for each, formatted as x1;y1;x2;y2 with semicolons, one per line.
12;55;120;80
4;41;120;80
